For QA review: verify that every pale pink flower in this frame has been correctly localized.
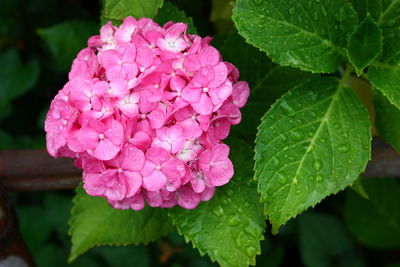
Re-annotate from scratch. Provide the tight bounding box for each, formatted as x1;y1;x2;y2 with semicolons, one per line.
98;44;138;80
77;118;123;160
199;144;234;186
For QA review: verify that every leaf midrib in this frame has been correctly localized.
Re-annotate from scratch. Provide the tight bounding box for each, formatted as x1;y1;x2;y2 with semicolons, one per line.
277;81;344;223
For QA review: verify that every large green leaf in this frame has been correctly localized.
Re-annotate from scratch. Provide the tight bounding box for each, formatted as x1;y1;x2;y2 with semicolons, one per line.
232;0;358;73
347;15;382;76
104;0;163;20
345;179;400;250
255;77;371;233
0;49;39;120
169;139;266;267
299;212;360;267
360;0;400;108
154;2;197;34
38;20;98;71
220;32;315;143
373;89;400;152
69;186;172;262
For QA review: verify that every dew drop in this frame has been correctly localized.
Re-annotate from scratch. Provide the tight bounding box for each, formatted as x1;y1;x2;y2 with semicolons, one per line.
280;99;295;116
227;215;241;226
246;246;256;257
290;130;303;141
236;234;244;248
338;144;349;153
272;156;280;168
222;197;231;205
314;159;322;171
213;205;224;217
245;222;260;238
277;174;286;185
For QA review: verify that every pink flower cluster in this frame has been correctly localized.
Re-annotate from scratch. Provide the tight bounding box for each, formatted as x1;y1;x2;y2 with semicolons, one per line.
44;17;249;210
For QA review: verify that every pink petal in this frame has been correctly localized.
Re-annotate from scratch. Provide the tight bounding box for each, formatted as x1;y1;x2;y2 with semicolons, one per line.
206;158;234;186
181;87;202;103
121;145;145;171
177;186;201;209
198;46;220;67
143;170;167;191
98;49;120;69
184;54;200;72
192;93;213;115
123;171;142;197
104;120;124;146
77;126;99;150
208;62;228;88
232;81;250;108
131;131;152;150
91;138;120;160
211;143;230;162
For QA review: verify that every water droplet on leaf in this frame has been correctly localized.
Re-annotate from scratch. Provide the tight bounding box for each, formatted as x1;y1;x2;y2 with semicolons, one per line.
280;99;295;116
290;130;303;141
338;144;349;153
272;156;280;168
278;174;286;185
227;215;241;226
314;159;322;171
213;206;224;217
246;246;256;257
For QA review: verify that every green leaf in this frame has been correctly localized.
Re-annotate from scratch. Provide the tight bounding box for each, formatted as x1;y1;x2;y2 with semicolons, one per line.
350;177;369;199
69;186;172;262
299;212;356;267
347;15;382;76
0;49;39;120
38;20;98;71
104;0;163;20
364;0;400;108
345;179;400;250
154;2;197;34
232;0;358;73
169;139;266;267
255;77;371;233
220;32;315;143
373;89;400;152
352;0;400;25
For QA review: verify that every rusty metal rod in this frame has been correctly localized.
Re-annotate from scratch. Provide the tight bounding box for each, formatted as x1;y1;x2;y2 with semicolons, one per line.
0;138;398;191
0;149;81;191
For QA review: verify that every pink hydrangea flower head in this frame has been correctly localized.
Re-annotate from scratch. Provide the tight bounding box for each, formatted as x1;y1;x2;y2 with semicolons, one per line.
44;18;250;210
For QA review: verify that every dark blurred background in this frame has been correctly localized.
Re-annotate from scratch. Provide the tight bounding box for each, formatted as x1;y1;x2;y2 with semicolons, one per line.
0;0;399;266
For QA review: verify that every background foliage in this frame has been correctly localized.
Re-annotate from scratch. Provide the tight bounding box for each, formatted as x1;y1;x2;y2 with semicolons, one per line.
1;0;399;266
